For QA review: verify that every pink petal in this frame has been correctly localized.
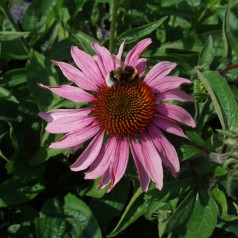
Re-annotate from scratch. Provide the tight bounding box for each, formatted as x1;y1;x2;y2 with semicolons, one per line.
125;38;152;67
39;108;92;123
39;84;94;103
153;116;188;139
147;124;180;175
140;132;164;190
152;76;192;93
97;169;111;189
71;46;104;85
155;89;194;102
85;136;117;179
108;137;129;192
92;42;115;78
44;115;95;134
116;40;125;62
49;123;100;149
155;104;196;128
70;130;105;171
136;58;147;78
52;61;98;91
144;62;176;85
130;138;150;192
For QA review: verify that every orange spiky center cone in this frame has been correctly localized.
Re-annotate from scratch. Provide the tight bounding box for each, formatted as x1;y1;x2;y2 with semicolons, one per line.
92;80;155;137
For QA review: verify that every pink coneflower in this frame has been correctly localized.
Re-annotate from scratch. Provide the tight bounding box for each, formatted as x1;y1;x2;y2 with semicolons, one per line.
39;38;195;192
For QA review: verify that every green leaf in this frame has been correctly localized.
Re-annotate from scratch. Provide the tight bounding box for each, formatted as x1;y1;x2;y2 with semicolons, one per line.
210;187;238;221
224;5;238;57
89;178;130;228
186;131;210;151
69;28;98;55
0;31;30;41
165;190;196;235
64;194;102;238
227;169;238;200
117;16;168;44
35;194;102;238
108;187;145;237
26;50;60;109
182;188;217;238
2;68;27;87
198;35;214;68
145;178;195;220
35;218;68;238
0;86;19;103
197;70;238;130
22;0;58;35
0;177;45;207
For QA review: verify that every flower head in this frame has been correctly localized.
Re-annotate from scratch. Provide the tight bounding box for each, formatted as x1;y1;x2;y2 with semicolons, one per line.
39;38;195;192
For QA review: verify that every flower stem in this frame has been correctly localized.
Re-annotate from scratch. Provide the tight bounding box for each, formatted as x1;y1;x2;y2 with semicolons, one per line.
109;0;118;53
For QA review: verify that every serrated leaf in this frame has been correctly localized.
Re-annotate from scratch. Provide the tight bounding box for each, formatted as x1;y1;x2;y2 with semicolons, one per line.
117;16;168;44
0;31;30;41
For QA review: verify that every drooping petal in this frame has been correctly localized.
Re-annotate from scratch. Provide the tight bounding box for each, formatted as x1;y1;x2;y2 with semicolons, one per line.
153;76;191;93
71;46;104;85
147;124;180;175
49;123;100;149
155;89;194;102
130;138;150;192
85;136;117;179
92;42;115;78
153;116;188;139
44;115;95;134
125;38;152;67
39;108;92;123
116;40;125;62
155;104;196;128
136;58;147;77
108;137;129;191
39;84;94;103
144;62;176;85
70;130;105;171
97;169;111;189
140;132;164;190
52;61;98;91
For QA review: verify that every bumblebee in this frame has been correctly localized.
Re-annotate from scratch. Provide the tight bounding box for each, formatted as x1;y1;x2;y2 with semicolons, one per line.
106;65;139;88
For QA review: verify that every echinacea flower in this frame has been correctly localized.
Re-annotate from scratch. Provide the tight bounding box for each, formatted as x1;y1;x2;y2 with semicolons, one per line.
39;38;195;192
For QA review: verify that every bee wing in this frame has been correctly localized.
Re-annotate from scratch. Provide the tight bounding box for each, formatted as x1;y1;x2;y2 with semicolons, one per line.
111;55;124;68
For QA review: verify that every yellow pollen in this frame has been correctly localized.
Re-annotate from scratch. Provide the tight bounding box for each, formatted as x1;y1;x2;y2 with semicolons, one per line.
92;81;155;137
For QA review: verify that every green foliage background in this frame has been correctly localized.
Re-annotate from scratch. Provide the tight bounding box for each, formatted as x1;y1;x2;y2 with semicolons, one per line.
1;0;238;237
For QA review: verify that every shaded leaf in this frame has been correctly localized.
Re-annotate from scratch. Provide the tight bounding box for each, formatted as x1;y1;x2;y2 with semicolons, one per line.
117;16;168;44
